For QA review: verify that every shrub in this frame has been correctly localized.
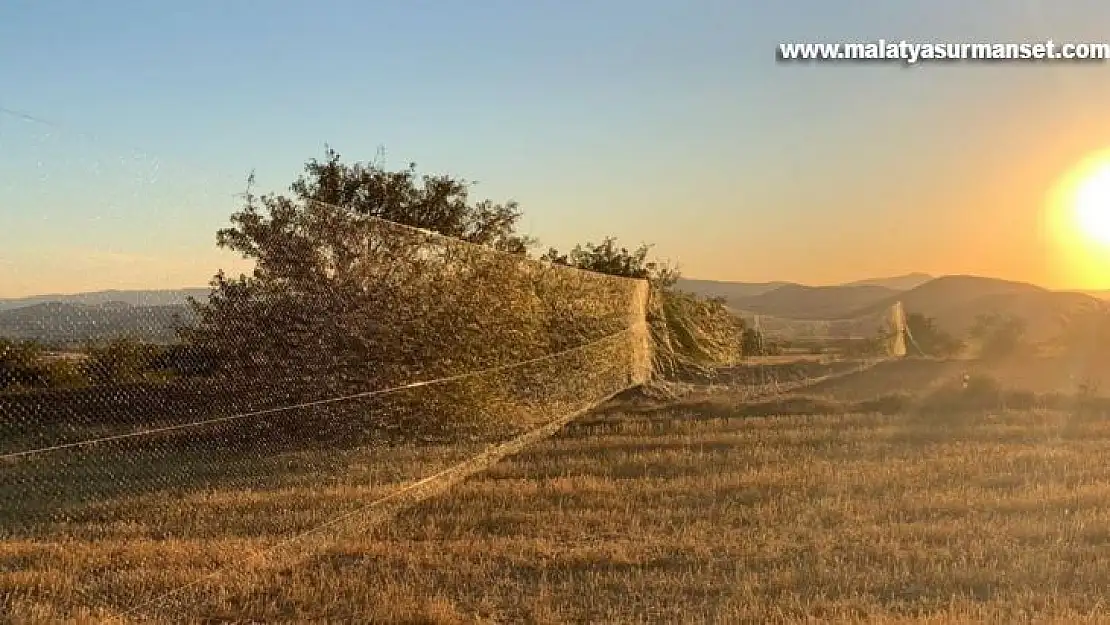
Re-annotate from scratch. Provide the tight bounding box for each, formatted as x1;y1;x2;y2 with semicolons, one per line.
970;314;1027;359
0;339;49;392
82;338;156;386
905;312;963;357
39;359;89;389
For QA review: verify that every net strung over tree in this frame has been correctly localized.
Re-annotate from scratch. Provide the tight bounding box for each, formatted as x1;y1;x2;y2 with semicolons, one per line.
0;207;654;515
0;133;701;618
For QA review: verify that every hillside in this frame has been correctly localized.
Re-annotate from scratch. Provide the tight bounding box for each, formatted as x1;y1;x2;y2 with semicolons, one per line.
673;278;789;303
0;302;195;346
728;283;899;320
0;288;209;312
855;275;1105;342
675;274;933;319
841;273;934;290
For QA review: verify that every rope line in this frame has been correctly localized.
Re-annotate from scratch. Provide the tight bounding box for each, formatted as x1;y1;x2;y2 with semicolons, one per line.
0;324;643;462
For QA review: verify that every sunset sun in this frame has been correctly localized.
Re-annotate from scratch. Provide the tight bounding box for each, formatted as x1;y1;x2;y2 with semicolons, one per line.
1073;163;1110;246
1047;151;1110;288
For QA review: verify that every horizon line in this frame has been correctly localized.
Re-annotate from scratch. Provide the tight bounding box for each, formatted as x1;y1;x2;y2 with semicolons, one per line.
2;273;1109;301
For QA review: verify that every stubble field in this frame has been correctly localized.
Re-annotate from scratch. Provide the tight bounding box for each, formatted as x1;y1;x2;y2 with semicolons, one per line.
4;356;1110;623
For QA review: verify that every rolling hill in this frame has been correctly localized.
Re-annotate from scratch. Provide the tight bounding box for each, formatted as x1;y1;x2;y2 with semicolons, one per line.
675;273;934;318
0;288;209;312
853;275;1106;342
726;283;899;320
0;302;195;346
678;273;1105;343
841;273;934;291
672;279;790;302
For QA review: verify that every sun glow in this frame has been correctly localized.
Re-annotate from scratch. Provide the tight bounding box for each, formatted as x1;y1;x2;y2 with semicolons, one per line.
1073;164;1110;246
1047;151;1110;289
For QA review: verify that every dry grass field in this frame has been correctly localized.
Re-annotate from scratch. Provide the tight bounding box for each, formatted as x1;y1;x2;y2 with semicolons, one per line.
4;355;1110;623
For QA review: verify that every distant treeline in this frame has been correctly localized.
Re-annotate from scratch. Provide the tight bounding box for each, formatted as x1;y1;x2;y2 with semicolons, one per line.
0;337;217;394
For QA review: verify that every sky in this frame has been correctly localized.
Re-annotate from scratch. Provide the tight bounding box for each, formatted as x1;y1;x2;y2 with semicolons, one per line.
3;0;1110;298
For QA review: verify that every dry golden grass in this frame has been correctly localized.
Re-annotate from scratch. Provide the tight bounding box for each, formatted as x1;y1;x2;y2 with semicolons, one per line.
6;358;1110;623
0;440;490;624
192;405;1110;624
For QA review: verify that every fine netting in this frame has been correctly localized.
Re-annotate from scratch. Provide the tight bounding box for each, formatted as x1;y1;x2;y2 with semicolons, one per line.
0;115;654;621
718;302;908;395
733;302;906;356
0;212;651;621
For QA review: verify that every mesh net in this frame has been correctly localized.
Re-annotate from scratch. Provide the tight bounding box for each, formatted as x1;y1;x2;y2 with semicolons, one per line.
0;116;652;621
0;108;904;621
718;302;908;396
734;302;907;357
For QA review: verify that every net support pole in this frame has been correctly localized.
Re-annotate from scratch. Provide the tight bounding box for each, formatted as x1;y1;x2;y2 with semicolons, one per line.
890;300;907;357
629;279;653;386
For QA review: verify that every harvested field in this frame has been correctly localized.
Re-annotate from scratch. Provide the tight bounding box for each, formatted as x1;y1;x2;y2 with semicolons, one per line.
5;357;1110;623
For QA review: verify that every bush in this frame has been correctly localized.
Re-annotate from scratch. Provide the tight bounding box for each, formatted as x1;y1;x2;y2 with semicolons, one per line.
905;312;963;357
0;339;49;392
82;338;156;386
741;328;768;358
39;359;89;389
148;344;221;377
970;314;1026;359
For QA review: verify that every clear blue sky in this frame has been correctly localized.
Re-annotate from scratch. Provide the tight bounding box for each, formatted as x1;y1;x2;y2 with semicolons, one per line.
3;0;1110;297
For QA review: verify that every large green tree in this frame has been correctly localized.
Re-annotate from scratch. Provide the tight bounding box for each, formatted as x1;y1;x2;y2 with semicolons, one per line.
183;149;542;381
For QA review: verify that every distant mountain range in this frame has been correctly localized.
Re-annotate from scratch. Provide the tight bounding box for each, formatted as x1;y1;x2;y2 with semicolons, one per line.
0;288;210;312
0;289;208;346
1;275;1106;346
0;302;196;346
675;273;1108;342
675;273;934;307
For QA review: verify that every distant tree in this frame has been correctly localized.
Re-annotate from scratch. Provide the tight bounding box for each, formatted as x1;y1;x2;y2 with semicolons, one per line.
970;313;1026;359
82;338;153;386
741;328;765;358
0;339;48;391
540;238;679;287
741;328;785;358
40;358;89;389
149;343;221;377
905;312;964;357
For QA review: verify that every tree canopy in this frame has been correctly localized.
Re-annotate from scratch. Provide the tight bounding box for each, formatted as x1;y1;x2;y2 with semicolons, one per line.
183;149;640;380
540;238;679;287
